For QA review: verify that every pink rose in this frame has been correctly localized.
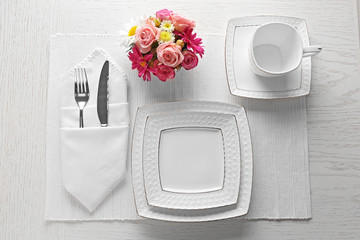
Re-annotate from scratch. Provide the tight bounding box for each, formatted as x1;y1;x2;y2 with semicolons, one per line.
170;13;196;32
156;9;173;21
156;42;184;67
153;61;176;82
181;50;198;70
135;20;160;54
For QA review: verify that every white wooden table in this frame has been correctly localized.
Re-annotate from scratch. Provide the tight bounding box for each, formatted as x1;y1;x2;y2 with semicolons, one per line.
1;0;360;239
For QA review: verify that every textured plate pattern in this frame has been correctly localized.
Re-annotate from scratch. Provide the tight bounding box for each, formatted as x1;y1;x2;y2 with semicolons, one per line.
225;15;311;99
131;101;253;222
143;111;240;210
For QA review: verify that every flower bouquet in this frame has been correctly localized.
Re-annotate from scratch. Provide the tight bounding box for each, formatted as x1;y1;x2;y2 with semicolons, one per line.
120;9;204;82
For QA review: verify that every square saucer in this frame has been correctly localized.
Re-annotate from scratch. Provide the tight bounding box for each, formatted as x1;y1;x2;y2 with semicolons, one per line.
225;16;311;99
142;111;241;210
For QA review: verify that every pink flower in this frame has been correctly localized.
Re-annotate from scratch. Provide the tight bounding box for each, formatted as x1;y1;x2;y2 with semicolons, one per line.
171;13;196;32
156;9;173;21
157;42;184;67
176;27;205;57
181;50;198;70
153;61;175;82
128;46;153;81
135;20;160;54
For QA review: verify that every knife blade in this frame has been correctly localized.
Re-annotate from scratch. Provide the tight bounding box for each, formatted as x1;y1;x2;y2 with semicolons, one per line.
97;60;109;127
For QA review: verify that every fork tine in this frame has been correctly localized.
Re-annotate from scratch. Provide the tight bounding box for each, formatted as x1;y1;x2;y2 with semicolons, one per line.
84;68;89;93
78;68;82;93
74;68;78;94
81;68;86;93
79;68;83;93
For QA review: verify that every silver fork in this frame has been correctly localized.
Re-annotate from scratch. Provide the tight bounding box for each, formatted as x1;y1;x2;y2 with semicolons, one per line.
74;68;90;128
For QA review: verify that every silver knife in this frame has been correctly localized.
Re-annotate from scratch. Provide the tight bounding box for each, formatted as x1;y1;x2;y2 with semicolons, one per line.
97;60;109;127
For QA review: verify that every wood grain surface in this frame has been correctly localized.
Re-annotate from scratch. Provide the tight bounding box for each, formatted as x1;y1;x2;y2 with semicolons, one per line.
1;0;360;239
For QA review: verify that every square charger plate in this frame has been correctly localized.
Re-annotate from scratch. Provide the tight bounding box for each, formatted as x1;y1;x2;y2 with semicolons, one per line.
131;101;253;222
142;111;241;210
225;16;311;99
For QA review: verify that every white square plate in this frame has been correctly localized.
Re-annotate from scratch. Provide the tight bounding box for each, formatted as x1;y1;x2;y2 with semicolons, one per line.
132;101;253;222
225;16;311;99
143;111;241;210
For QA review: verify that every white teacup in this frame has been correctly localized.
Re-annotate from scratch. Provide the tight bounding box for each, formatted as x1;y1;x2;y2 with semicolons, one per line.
249;22;322;78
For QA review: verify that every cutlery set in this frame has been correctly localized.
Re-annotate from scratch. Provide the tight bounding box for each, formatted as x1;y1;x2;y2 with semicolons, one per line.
74;60;109;128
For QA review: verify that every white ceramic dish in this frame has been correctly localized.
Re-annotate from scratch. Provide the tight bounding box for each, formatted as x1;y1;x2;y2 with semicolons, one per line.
143;111;241;210
131;101;253;222
225;16;311;99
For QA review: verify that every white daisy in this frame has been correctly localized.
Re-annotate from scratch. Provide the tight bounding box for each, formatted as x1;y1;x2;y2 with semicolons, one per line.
160;20;175;32
119;16;146;47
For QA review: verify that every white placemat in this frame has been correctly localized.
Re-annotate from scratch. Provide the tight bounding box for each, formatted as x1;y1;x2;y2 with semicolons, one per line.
45;34;311;220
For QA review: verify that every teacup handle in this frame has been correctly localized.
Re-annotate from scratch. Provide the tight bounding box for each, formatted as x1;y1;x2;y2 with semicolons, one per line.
303;45;322;57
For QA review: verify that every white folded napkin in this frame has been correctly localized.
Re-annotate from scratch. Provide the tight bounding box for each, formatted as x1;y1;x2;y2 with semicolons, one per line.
59;48;129;212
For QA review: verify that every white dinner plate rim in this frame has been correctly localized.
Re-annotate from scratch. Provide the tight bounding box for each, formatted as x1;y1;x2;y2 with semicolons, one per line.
131;101;253;222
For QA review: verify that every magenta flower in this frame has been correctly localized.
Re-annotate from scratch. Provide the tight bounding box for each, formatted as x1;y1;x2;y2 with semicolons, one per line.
181;50;198;70
156;9;173;21
128;46;153;81
175;27;205;57
153;60;175;82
